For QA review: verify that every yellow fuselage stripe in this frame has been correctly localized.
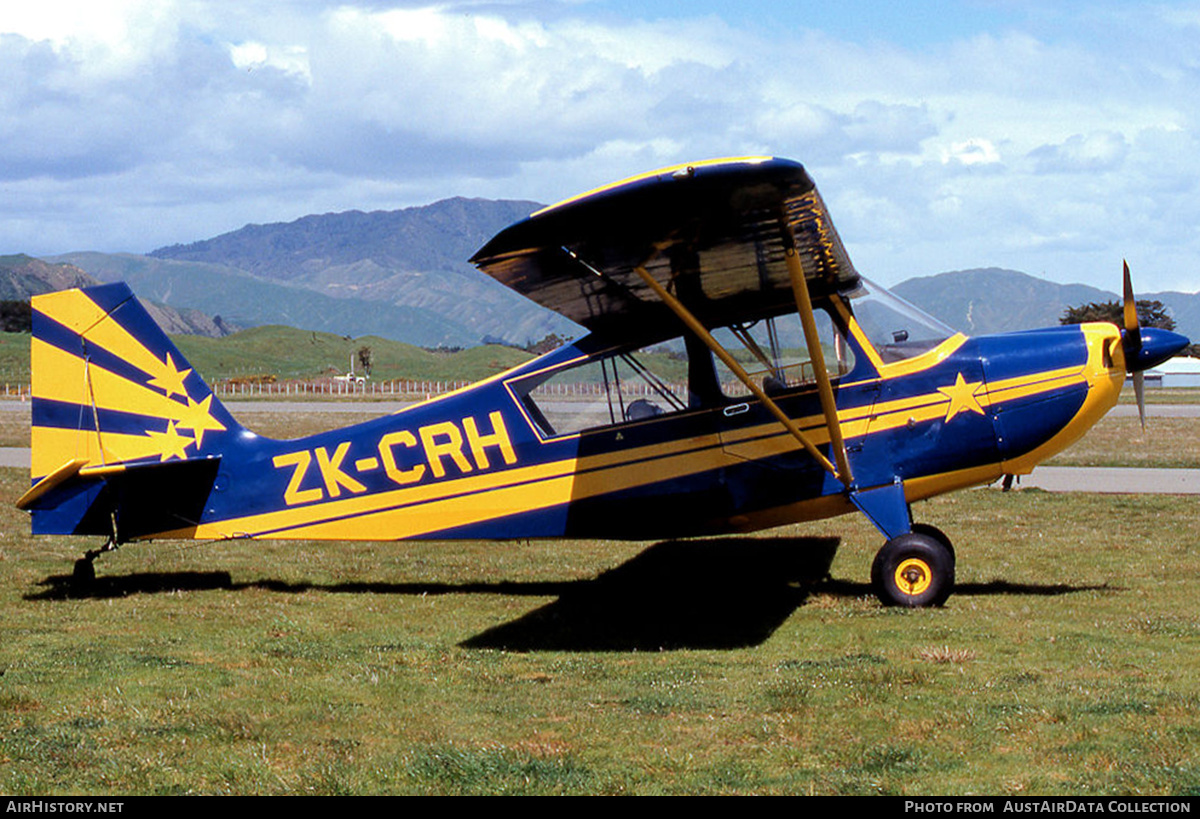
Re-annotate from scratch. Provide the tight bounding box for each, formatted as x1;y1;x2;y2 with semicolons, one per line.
154;359;1089;541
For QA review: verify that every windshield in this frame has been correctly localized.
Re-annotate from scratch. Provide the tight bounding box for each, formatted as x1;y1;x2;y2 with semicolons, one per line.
847;277;956;363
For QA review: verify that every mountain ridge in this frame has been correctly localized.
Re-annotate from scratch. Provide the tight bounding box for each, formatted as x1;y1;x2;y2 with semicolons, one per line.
0;253;232;337
891;266;1199;340
143;197;576;347
27;198;1200;346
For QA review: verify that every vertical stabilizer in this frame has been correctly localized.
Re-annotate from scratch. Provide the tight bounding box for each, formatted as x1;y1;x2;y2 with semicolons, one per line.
30;283;240;482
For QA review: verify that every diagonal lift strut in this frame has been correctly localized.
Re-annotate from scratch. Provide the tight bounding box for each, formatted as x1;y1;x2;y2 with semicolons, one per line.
630;237;854;487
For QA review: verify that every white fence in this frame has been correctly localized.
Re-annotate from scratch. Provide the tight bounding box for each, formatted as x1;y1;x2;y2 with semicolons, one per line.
211;379;473;398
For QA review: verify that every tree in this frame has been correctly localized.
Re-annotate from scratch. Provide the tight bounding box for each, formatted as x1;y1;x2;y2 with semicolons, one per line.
1059;299;1175;331
525;333;570;355
0;301;31;333
356;345;374;376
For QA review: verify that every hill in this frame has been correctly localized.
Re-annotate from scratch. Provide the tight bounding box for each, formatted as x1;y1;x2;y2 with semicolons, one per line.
52;252;480;348
892;267;1200;340
0;254;95;298
171;325;534;384
45;196;1200;348
891;268;1115;335
0;254;230;337
146;197;577;347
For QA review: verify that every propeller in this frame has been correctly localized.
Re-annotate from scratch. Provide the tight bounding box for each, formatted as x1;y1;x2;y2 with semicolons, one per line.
1120;260;1191;430
1122;261;1146;429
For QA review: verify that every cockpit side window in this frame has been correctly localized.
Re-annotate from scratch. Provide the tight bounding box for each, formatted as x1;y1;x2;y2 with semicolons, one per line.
512;302;864;437
711;308;854;399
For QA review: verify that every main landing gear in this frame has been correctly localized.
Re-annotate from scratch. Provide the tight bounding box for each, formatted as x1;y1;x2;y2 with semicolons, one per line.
870;523;955;608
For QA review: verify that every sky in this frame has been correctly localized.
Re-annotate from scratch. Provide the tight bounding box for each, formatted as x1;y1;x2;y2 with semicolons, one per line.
4;0;1200;292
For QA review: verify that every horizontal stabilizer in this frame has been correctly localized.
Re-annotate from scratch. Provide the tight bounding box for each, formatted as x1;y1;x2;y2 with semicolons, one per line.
25;455;222;541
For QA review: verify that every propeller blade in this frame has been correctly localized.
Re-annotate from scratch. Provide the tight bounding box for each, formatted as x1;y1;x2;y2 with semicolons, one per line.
1122;259;1141;354
1134;370;1146;431
1124;260;1146;429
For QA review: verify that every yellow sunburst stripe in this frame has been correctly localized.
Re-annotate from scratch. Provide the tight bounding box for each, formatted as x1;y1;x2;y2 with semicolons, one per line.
32;288;111;336
31;425;177;479
34;289;183;391
32;339;222;433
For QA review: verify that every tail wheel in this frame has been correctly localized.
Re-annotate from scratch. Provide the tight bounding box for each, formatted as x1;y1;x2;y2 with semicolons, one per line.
871;532;955;608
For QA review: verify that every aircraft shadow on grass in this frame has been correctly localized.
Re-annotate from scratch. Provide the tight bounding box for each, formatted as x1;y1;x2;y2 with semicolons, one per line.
27;537;1111;652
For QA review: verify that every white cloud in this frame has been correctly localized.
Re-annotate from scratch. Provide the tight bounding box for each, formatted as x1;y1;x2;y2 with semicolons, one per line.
1029;132;1129;173
942;138;1001;167
0;1;1198;294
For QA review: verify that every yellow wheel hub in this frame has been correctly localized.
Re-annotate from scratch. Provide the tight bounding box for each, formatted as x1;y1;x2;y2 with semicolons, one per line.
894;558;932;597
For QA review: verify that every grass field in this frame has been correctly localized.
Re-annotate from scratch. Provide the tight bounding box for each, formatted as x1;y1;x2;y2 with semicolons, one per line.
2;342;1198;794
0;329;535;388
3;465;1200;795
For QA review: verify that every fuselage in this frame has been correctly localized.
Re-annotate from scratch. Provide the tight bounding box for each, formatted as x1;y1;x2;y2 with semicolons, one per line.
77;300;1134;544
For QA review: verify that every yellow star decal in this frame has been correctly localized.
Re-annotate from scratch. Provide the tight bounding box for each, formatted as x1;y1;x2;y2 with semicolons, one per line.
146;421;194;462
175;394;227;449
938;373;986;422
148;353;192;399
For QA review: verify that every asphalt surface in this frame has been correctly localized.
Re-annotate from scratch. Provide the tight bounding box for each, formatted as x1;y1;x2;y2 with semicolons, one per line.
1005;467;1200;494
5;402;1198;494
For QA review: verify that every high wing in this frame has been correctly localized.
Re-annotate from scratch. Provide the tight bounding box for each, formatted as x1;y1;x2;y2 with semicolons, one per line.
474;156;859;486
470;156;860;339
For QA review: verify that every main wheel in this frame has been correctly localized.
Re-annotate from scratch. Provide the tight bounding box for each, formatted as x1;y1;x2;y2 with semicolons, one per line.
870;532;955;608
910;523;955;564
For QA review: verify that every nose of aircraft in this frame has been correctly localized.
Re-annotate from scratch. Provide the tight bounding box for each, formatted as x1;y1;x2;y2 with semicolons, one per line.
1124;326;1190;372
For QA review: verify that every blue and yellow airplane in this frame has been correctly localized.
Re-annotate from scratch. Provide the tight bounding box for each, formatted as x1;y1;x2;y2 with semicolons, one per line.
19;157;1189;606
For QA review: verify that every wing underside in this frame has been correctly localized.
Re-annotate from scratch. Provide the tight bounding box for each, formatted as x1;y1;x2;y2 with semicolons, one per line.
470;157;860;338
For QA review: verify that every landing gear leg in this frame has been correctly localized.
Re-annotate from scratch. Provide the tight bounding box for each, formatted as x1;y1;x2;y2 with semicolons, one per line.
870;530;955;608
72;537;118;591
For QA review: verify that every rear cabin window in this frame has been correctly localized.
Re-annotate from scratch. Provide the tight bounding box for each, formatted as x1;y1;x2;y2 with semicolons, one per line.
513;341;692;438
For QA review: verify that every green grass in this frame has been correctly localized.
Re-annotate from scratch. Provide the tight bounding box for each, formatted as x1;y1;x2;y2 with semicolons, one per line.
171;327;532;383
3;466;1200;795
0;328;533;387
1121;387;1200;405
1046;415;1200;468
0;332;30;385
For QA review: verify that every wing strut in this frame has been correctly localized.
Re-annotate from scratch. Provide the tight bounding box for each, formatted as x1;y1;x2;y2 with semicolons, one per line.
782;231;854;486
630;260;848;484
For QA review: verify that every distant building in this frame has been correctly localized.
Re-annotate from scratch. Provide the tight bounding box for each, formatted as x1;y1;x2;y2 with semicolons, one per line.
1145;356;1200;389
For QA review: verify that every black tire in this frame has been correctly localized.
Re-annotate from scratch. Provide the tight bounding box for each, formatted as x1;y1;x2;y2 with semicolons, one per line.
910;523;955;565
870;532;955;608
